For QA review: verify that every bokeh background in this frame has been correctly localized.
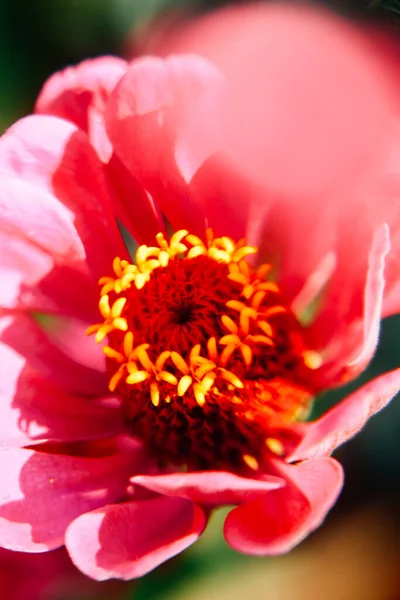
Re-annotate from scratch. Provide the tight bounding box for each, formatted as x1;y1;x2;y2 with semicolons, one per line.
1;1;400;598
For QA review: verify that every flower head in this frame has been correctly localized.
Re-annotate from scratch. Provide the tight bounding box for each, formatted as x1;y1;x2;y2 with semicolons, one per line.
1;2;400;581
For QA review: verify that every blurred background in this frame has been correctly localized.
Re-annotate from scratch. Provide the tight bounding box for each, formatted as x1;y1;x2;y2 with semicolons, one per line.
1;0;400;598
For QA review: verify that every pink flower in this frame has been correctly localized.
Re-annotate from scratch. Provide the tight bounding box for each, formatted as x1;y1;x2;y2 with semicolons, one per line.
1;2;400;581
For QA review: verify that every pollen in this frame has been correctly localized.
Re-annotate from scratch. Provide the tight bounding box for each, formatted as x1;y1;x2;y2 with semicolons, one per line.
87;229;320;472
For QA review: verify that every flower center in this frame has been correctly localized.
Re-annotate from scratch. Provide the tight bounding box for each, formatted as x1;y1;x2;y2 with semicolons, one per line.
87;230;319;472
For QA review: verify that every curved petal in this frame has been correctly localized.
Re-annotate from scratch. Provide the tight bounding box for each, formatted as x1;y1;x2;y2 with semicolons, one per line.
311;223;390;386
0;447;136;552
0;229;98;320
0;232;52;311
35;56;128;161
132;470;284;507
0;329;121;446
65;496;206;580
104;154;164;245
188;153;255;241
0;176;84;261
289;367;400;462
106;54;224;236
344;223;390;373
0;314;107;396
224;457;343;555
0;115;127;278
37;315;106;373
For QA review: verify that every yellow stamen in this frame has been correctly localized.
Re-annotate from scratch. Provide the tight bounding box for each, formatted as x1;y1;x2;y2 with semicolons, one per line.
111;297;127;318
221;315;239;335
109;367;125;392
258;320;274;337
178;375;193;396
103;347;125;363
265;438;285;456
207;337;218;362
242;454;259;471
150;382;160;407
123;332;134;357
303;350;323;370
126;371;150;385
171;352;190;374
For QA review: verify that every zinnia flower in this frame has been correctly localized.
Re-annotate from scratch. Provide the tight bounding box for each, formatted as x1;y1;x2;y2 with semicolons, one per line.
1;2;400;581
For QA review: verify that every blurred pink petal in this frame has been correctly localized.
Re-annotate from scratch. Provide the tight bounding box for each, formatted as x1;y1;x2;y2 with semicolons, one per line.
0;546;124;600
163;3;397;193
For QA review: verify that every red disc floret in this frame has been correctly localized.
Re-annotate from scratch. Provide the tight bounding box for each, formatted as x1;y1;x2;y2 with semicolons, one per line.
87;230;318;472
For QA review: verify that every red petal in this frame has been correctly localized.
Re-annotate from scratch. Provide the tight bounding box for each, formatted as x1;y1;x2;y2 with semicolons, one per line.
224;457;343;555
105;154;164;245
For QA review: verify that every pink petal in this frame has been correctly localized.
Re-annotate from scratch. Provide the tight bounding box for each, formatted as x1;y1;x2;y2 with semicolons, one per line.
0;232;53;311
0;447;137;552
0;314;107;396
344;223;390;373
38;315;106;373
34;58;165;245
35;56;128;161
132;470;284;507
224;457;343;555
65;496;206;580
106;55;224;236
0;176;84;261
0;332;121;446
289;367;400;462
312;223;390;386
0;260;99;325
0;173;100;319
0;115;127;278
